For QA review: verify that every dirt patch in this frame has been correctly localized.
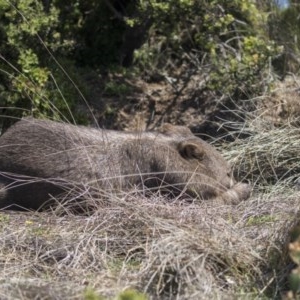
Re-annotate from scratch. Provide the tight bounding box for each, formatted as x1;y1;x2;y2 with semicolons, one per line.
82;71;226;140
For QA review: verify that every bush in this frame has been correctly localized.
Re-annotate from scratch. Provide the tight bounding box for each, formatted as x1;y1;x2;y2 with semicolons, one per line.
269;1;300;77
135;0;280;98
0;0;91;128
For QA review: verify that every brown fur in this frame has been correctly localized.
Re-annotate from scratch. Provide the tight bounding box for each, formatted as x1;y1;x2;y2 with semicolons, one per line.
0;118;251;210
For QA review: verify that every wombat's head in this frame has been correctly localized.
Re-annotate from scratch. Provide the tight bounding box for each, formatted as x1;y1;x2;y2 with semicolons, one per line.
158;124;249;201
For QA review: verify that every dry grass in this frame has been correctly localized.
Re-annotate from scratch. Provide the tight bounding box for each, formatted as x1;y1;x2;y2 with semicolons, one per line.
0;185;299;299
1;78;300;299
223;120;300;188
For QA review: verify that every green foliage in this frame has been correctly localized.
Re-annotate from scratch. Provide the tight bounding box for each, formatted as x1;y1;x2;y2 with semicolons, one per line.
115;289;148;300
0;0;144;125
135;0;280;97
246;215;276;226
83;287;105;300
280;3;300;52
287;226;300;297
0;0;285;126
0;214;10;224
0;0;86;123
83;288;147;300
269;1;300;76
104;82;132;97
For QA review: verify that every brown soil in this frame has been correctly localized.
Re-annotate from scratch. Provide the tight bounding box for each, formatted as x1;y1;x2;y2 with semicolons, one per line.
83;72;300;145
83;71;224;140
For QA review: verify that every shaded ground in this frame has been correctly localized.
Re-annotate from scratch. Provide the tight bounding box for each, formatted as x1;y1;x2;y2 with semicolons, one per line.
84;71;300;144
81;71;231;137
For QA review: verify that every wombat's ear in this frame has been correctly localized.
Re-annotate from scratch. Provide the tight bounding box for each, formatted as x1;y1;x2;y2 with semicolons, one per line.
158;123;192;137
178;141;205;160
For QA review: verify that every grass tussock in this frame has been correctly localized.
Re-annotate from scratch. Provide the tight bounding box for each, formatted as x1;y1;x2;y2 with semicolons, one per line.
0;188;300;299
224;123;300;188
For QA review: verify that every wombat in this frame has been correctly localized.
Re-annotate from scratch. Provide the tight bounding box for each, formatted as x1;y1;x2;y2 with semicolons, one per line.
0;118;251;210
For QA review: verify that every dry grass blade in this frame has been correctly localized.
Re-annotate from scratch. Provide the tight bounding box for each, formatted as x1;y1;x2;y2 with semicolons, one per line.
223;125;300;186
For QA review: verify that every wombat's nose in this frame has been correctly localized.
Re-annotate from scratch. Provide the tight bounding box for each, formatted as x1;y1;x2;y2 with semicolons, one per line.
233;182;252;201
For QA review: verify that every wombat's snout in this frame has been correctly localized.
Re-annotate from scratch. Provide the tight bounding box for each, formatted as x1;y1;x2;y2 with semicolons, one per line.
233;182;252;201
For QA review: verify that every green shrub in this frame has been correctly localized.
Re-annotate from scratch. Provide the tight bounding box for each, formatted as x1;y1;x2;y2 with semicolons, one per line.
116;289;148;300
269;1;300;76
287;226;300;298
135;0;280;98
0;0;89;126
